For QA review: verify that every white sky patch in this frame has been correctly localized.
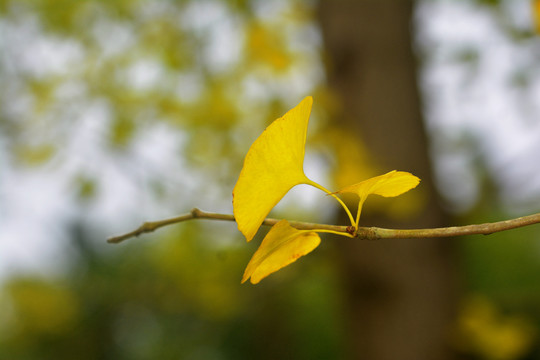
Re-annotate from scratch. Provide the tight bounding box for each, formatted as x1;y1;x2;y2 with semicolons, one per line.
178;0;245;74
180;0;229;31
203;14;244;74
91;19;136;59
417;0;540;212
0;164;74;279
502;0;536;31
1;15;85;79
252;0;291;21
124;59;165;91
175;72;205;103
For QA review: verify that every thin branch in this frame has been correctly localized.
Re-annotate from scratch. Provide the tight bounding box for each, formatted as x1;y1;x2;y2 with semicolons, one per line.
107;208;347;244
355;212;540;240
107;208;540;244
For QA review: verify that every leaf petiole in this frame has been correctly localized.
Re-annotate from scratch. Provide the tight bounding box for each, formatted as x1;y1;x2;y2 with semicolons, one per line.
355;197;366;229
296;228;353;238
305;180;356;227
314;229;354;238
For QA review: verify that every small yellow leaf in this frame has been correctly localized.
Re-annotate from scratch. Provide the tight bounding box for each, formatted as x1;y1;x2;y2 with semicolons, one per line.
242;220;321;284
333;171;420;225
233;96;313;241
334;170;420;199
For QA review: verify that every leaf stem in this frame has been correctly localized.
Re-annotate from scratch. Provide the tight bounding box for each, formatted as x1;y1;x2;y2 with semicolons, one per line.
296;228;353;238
312;229;355;238
354;197;367;229
305;180;356;227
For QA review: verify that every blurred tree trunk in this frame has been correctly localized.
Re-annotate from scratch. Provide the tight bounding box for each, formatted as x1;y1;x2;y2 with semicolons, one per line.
318;1;458;359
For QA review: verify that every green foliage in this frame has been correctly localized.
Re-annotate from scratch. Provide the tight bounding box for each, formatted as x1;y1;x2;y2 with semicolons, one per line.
460;210;540;307
0;223;347;359
456;206;540;359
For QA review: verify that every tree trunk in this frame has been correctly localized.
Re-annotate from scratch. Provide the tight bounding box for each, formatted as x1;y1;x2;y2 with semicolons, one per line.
317;1;458;359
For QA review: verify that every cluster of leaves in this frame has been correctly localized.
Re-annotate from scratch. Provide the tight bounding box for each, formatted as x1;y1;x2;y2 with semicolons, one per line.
233;97;420;283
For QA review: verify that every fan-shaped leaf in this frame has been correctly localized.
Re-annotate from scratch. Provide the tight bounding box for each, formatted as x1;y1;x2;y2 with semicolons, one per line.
242;220;321;284
233;96;313;241
334;170;420;199
333;171;420;225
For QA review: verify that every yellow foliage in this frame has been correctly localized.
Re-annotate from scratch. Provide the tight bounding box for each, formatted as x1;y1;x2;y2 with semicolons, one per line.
332;170;420;227
6;280;80;337
233;96;313;241
234;97;422;283
242;220;321;284
246;23;292;71
456;296;537;360
189;85;239;128
15;143;56;166
333;170;421;199
110;115;135;147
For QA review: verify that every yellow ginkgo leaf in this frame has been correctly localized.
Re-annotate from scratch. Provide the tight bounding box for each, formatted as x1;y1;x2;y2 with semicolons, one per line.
333;170;420;226
335;170;420;198
242;220;321;284
534;0;540;33
233;96;313;241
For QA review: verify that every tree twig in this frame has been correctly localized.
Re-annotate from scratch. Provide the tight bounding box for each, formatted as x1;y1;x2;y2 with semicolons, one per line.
107;208;540;244
107;208;347;244
355;212;540;240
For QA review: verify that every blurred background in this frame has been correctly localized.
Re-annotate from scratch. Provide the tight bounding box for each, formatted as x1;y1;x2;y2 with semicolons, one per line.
1;0;540;359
